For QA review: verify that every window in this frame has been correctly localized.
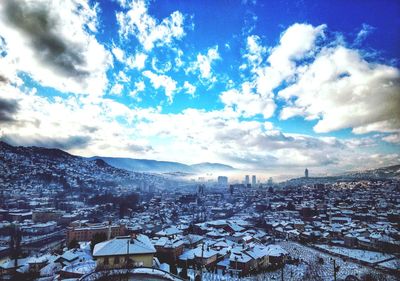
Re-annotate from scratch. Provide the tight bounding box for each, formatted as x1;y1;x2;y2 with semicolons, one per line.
104;257;109;265
114;256;120;264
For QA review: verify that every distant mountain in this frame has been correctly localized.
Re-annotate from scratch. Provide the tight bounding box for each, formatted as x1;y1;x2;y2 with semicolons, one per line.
190;162;235;172
0;141;171;192
89;157;235;174
89;157;193;173
343;164;400;180
283;164;400;185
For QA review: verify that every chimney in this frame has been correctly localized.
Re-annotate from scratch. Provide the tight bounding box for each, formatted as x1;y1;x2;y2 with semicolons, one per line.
107;221;112;240
130;234;136;244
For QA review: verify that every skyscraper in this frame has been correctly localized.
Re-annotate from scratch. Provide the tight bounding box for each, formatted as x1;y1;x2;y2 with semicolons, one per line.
305;168;309;178
245;175;250;185
251;175;256;187
217;176;228;186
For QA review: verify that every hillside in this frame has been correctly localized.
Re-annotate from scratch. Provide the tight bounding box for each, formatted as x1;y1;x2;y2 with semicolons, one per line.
90;157;235;174
282;164;400;186
344;164;400;179
0;141;170;193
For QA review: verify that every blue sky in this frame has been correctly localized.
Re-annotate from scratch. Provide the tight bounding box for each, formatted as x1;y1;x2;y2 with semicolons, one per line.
0;0;399;179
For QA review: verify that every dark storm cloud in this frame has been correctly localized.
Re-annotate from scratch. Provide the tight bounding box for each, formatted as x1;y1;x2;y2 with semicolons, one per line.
1;135;91;150
3;0;90;79
53;136;92;150
0;75;8;83
0;97;19;123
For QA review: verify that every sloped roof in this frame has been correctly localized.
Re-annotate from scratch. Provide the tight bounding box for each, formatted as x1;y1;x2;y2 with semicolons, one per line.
0;258;29;269
265;244;288;257
93;235;156;257
155;227;183;236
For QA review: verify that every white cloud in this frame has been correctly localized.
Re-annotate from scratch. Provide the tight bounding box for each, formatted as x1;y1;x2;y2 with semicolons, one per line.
234;23;399;136
382;133;400;144
131;106;398;173
226;24;326;120
183;81;196;96
112;47;125;62
127;52;147;70
0;82;148;157
116;71;130;83
278;45;400;134
255;23;326;96
110;83;124;95
244;35;266;70
355;24;375;45
220;85;275;119
186;46;221;85
0;0;112;96
135;81;146;91
116;0;186;51
1;80;397;175
196;46;220;79
0;12;398;178
143;70;177;103
129;81;145;99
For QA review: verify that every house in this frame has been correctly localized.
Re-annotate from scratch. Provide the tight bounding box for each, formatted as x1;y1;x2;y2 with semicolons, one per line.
28;256;49;273
179;245;218;269
206;229;229;239
93;235;156;269
245;244;269;271
265;244;287;267
357;236;373;249
0;258;29;277
66;222;126;244
183;234;204;248
229;250;254;276
155;227;183;238
344;233;358;247
55;251;79;267
194;246;218;268
153;236;185;264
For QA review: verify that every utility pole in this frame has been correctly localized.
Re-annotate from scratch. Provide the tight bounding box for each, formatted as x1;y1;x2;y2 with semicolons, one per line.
281;264;284;281
333;259;337;281
200;242;204;281
235;256;238;279
126;238;130;267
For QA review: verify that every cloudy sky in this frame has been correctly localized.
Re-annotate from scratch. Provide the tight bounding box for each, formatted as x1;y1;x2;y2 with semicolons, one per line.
0;0;399;178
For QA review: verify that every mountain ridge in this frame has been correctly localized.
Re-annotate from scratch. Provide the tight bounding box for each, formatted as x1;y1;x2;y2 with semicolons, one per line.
0;141;171;192
0;141;235;174
89;156;236;174
283;164;400;185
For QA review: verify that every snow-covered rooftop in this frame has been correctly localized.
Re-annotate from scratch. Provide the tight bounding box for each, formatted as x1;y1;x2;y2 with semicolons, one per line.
93;235;156;257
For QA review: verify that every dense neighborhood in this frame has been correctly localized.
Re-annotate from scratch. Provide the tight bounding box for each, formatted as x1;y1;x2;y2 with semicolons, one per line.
0;142;399;280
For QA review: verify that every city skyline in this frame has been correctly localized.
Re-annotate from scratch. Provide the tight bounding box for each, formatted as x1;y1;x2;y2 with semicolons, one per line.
0;0;399;178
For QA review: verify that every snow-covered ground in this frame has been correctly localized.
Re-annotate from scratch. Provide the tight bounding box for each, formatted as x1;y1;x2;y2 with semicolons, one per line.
275;242;396;280
185;242;398;281
315;244;395;264
62;260;96;274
